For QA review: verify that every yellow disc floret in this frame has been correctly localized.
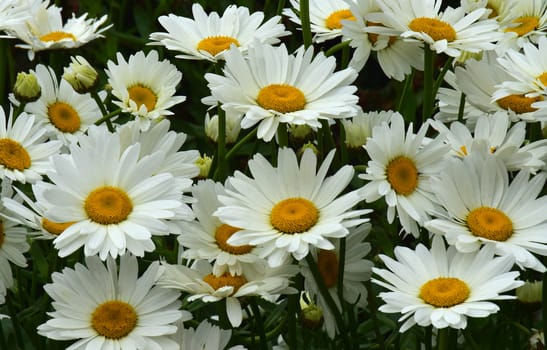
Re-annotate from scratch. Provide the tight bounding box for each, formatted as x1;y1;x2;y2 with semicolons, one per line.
325;9;356;30
197;36;240;56
467;206;513;241
91;300;138;339
270;198;319;234
408;17;457;42
128;84;157;112
386;156;419;196
215;224;253;255
256;84;306;113
84;186;133;225
0;138;31;171
420;277;470;307
203;272;248;295
48;102;81;133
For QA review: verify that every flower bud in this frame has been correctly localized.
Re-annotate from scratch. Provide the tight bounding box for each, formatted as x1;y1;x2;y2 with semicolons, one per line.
195;154;212;179
13;71;41;103
205;111;242;144
516;280;542;304
63;56;99;93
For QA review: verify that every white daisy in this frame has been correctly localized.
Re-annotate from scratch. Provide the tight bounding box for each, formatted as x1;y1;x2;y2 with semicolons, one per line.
25;64;102;145
358;114;449;237
373;235;524;332
215;147;370;267
0;107;62;184
283;0;357;43
341;0;423;80
425;152;547;272
431;112;547;173
37;254;190;350
204;43;360;142
105;50;186;131
178;179;262;276
149;3;289;62
6;1;111;60
33;125;190;260
300;224;373;338
495;0;547;52
0;0;31;33
369;0;502;57
158;259;298;327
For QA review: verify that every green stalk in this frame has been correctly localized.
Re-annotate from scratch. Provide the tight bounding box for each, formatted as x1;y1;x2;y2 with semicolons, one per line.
422;46;435;124
216;299;231;329
457;93;466;122
437;328;450;350
366;281;386;350
212;104;227;181
94;108;122;126
277;122;289;148
305;254;350;349
250;298;268;350
397;70;415;118
336;237;346;316
325;40;351;58
299;0;313;48
432;57;454;100
225;127;258;160
287;293;299;350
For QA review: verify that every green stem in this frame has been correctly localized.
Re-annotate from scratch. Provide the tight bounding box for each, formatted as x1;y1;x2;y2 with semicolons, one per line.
287;293;299;350
397;70;415;116
299;0;313;48
305;254;350;349
325;40;351;57
6;293;23;349
212;104;227;181
216;299;231;329
422;46;435;124
225;127;258;160
250;298;268;350
457;92;466;122
277;122;289;148
320;119;336;154
336;237;346;315
437;328;450;350
366;281;386;350
94;108;122;126
425;326;432;350
276;0;287;15
432;57;454;100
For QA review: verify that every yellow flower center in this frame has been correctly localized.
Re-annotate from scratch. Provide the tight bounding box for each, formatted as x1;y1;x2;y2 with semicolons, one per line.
215;224;253;255
496;94;541;114
537;72;547;86
408;17;457;42
39;31;76;42
197;36;240;56
366;21;397;45
203;272;247;295
256;84;307;113
41;218;75;236
467;206;513;241
128;85;157;112
386;156;419;196
317;249;339;288
91;300;137;339
84;186;133;225
48;101;81;133
325;9;356;30
505;16;539;37
270;198;319;234
420;277;470;307
0;138;31;171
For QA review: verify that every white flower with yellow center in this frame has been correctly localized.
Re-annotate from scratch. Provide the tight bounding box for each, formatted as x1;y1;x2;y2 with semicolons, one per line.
158;259;298;327
432;113;547;173
204;43;359;142
425;152;547;272
373;236;523;332
149;3;289;62
33;125;189;260
178;180;262;277
495;0;547;51
0;107;62;184
283;0;357;43
214;147;370;267
6;1;111;60
300;224;373;338
359;114;449;237
106;50;186;131
435;51;543;124
370;0;502;57
340;0;423;80
25;64;101;145
37;254;189;350
0;178;29;290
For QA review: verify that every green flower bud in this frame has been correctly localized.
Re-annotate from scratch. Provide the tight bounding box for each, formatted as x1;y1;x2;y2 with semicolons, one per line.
63;56;99;93
13;72;41;103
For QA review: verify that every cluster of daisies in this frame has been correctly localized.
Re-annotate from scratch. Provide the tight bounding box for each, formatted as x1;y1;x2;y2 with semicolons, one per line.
0;0;545;348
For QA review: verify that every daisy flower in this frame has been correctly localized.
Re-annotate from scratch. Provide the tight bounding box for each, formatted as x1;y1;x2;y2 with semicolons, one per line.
373;235;523;332
215;147;370;267
172;319;246;350
0;107;62;184
149;3;289;62
158;259;298;327
33;125;190;260
178;179;263;276
25;64;101;145
300;224;373;338
369;0;502;57
495;0;547;51
37;254;189;350
283;0;357;43
358;114;449;237
0;0;31;33
6;1;111;60
431;113;547;173
425;152;547;272
341;109;396;149
204;43;360;142
341;0;423;80
105;50;186;131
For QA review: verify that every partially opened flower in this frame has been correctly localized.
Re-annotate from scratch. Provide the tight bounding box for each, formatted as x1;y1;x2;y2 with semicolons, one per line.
204;42;360;142
37;254;189;350
373;236;523;332
106;50;186;131
149;3;289;62
215;147;370;267
6;2;111;60
425;152;547;272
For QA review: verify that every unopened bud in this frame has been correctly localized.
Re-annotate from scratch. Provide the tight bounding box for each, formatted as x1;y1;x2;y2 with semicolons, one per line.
517;280;542;304
195;154;212;179
205;112;242;144
63;56;99;93
13;72;41;103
